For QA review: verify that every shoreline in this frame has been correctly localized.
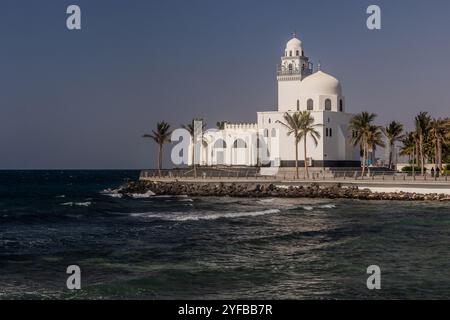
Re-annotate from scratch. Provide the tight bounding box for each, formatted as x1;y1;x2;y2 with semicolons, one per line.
119;180;450;201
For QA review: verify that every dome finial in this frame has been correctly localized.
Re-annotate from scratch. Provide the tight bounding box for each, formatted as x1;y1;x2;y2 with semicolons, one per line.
293;30;297;38
317;60;322;71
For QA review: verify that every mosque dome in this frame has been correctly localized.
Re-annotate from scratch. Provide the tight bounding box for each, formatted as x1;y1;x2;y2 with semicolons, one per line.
299;70;342;96
285;37;302;51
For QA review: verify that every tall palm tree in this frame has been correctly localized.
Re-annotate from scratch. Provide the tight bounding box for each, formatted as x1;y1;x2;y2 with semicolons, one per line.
277;111;322;178
142;121;172;175
400;132;416;162
383;121;404;170
349;112;378;176
366;125;386;174
429;118;450;170
414;112;431;175
181;118;207;178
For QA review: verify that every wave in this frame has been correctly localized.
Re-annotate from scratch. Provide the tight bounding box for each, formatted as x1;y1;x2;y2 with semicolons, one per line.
101;188;123;198
288;204;336;211
131;208;280;221
130;190;156;198
60;201;92;207
319;204;336;209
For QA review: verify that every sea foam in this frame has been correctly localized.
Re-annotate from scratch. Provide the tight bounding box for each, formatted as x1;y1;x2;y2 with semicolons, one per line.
60;201;92;207
131;208;280;221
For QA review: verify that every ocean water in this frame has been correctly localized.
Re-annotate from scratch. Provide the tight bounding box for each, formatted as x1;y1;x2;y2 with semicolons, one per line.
1;170;450;299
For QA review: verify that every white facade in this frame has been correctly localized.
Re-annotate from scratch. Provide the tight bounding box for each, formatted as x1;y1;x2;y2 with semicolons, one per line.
189;35;360;168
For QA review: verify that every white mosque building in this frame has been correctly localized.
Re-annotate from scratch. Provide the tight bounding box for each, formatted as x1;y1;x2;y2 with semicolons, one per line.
190;35;360;169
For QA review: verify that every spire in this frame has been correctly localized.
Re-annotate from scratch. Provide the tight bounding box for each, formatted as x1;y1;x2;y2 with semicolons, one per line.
292;30;296;38
317;60;321;71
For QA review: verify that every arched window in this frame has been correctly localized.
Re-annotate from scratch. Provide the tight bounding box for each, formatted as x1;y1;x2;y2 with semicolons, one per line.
307;99;314;111
325;128;329;137
296;100;300;111
271;128;276;137
296;50;299;56
289;51;292;57
264;129;269;137
268;118;271;124
329;128;333;137
233;139;247;148
339;99;343;112
213;139;227;148
325;99;332;111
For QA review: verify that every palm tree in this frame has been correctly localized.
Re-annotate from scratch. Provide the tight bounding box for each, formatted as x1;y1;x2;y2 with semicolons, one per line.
400;132;415;162
414;112;431;175
366;125;386;174
277;111;322;179
349;112;377;176
181;118;207;178
429;118;450;170
383;121;404;170
142;121;172;175
216;121;228;130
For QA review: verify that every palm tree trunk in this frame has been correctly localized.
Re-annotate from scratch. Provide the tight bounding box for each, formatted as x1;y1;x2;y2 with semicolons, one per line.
388;143;393;170
158;144;163;176
295;140;299;179
361;143;366;177
419;134;424;175
303;135;309;178
437;139;442;170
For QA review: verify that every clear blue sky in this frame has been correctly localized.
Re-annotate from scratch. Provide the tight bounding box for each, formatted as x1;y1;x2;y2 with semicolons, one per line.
1;0;449;169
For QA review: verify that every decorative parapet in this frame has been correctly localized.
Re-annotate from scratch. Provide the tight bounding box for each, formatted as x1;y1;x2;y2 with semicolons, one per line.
224;122;258;130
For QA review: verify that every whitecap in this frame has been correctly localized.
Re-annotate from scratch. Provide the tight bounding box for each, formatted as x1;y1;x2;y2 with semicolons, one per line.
319;204;336;209
302;206;314;211
60;201;92;207
101;188;123;198
257;198;275;204
131;208;280;221
130;190;156;198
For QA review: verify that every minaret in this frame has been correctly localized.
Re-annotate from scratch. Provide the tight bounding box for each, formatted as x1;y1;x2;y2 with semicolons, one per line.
277;35;313;112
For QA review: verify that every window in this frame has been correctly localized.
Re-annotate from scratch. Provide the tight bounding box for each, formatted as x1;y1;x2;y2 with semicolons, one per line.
268;118;271;124
264;129;269;137
289;51;292;57
329;128;332;137
288;64;293;71
271;128;276;137
339;99;343;112
307;99;314;110
325;128;329;137
325;99;332;111
296;50;299;56
213;139;227;148
296;100;300;111
233;139;247;148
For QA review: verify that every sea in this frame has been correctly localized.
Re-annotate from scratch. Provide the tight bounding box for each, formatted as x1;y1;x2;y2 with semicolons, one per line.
1;170;450;299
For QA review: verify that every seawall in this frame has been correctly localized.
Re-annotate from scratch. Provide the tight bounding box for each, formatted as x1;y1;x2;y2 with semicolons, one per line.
121;179;450;201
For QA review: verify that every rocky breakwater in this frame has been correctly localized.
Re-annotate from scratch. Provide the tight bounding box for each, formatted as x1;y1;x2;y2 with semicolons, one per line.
118;181;450;201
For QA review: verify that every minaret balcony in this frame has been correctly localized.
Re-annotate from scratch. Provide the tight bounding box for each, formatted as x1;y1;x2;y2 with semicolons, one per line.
277;65;313;76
